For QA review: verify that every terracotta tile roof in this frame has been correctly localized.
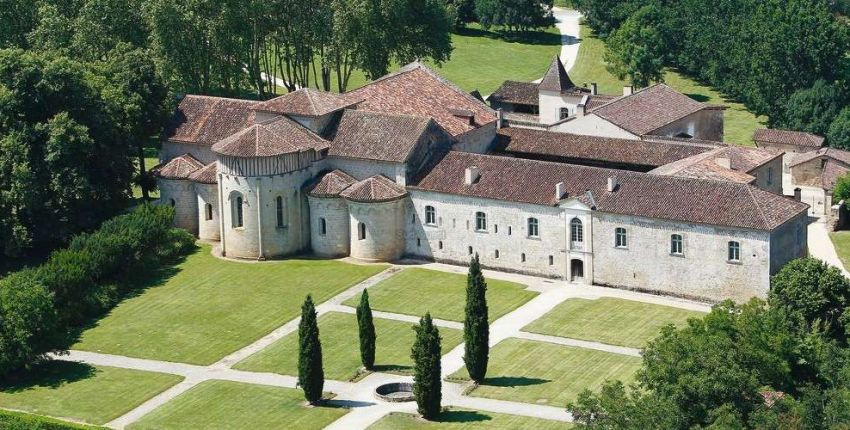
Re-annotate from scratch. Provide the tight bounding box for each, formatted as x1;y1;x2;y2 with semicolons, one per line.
163;95;258;147
304;169;357;198
790;148;850;168
211;116;328;157
488;81;539;106
340;175;408;203
188;162;218;184
650;146;782;183
753;128;825;149
412;151;808;231
822;159;850;191
343;62;496;136
251;88;357;117
539;56;588;94
328;110;438;163
494;128;716;168
585;94;620;111
591;84;708;135
151;153;204;180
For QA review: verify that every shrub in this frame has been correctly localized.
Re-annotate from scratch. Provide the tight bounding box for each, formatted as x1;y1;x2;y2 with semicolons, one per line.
0;410;105;429
0;272;58;376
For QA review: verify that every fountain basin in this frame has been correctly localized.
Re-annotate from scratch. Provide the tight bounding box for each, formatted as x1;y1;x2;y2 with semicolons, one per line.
374;382;415;402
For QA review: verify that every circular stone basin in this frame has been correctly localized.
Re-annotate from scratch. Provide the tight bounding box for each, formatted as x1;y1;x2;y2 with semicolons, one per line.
375;382;415;402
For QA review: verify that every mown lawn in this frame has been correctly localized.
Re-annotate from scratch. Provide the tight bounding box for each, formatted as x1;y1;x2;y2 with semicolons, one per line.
342;268;536;323
523;298;704;348
369;409;570;429
0;361;182;425
74;245;387;365
235;311;464;381
830;231;850;271
449;338;641;405
127;380;348;430
568;22;765;145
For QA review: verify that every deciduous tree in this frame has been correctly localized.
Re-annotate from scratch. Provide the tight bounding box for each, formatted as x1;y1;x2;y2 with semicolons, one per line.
828;108;850;151
603;5;666;89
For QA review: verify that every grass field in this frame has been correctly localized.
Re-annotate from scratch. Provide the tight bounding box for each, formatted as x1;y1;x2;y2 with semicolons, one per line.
369;409;571;429
127;380;348;430
830;231;850;271
450;338;641;405
0;361;182;425
74;245;387;365
288;24;560;96
235;311;464;381
523;298;704;348
568;23;765;145
342;268;536;323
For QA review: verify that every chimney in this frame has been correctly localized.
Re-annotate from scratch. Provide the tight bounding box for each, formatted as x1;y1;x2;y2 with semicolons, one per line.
607;176;617;192
464;166;480;186
715;157;731;169
555;182;565;200
623;85;634;96
794;188;802;202
496;108;503;129
591;83;598;95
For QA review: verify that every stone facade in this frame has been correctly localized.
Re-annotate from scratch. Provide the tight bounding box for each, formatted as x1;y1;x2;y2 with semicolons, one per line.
348;199;407;262
749;156;783;195
195;182;220;241
308;196;351;257
158;178;199;235
648;109;724;142
549;114;639;139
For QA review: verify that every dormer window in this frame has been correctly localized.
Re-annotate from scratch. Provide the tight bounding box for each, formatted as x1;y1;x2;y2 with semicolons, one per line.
559;107;570;120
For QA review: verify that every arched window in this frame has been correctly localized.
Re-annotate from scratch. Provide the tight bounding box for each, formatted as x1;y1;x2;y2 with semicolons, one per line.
559;107;570;119
425;206;436;225
232;195;244;228
319;218;327;235
528;218;539;237
521;253;526;262
728;241;741;262
358;222;366;240
276;196;285;227
495;249;500;259
615;227;627;248
570;218;583;243
205;203;213;221
475;212;487;231
670;234;683;255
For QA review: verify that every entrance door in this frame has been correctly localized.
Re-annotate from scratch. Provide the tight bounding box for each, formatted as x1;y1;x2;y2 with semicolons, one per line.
570;259;584;282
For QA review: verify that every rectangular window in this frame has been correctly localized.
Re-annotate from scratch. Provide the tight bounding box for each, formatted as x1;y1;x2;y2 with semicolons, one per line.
425;206;436;225
528;218;539;237
276;196;285;227
767;167;773;185
358;223;366;240
670;234;683;255
205;203;213;221
319;218;327;235
615;227;627;248
475;212;487;231
728;241;741;262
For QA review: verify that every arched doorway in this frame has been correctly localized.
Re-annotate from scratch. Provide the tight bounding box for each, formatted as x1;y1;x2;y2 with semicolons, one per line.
570;259;584;282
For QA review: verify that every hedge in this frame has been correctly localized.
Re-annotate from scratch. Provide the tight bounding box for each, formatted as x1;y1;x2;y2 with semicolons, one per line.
0;204;195;377
0;410;106;430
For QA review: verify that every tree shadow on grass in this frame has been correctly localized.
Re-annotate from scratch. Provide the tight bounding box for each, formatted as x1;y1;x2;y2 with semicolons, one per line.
454;26;562;46
0;361;97;393
434;409;493;423
483;376;550;387
372;364;412;374
685;93;711;103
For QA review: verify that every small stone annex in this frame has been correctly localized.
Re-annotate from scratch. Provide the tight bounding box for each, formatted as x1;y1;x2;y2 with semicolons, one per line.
154;61;809;303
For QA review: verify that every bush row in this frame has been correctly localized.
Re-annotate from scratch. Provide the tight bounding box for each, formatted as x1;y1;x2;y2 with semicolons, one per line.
0;204;195;377
0;410;105;430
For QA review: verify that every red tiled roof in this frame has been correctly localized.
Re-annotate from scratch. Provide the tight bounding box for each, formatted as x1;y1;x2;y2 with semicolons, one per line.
790;148;850;168
188;162;218;184
305;170;357;198
412;151;808;231
211;116;328;157
753;128;825;149
329;110;438;163
592;84;708;135
152;153;204;180
585;94;620;111
822;160;850;191
488;81;539;106
251;88;357;117
343;63;496;136
650;146;782;183
340;175;408;203
495;128;716;168
163;95;258;147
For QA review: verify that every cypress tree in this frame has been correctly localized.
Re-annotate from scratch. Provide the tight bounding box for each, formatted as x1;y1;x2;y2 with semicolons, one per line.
298;295;324;404
412;313;442;420
357;289;376;370
463;254;489;383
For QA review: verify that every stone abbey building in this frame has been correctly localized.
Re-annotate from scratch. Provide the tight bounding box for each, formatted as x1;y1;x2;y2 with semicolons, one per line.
154;61;809;302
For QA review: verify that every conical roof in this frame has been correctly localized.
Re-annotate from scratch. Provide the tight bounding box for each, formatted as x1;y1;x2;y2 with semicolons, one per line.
539;56;577;93
211;116;328;157
340;175;408;203
151;153;204;180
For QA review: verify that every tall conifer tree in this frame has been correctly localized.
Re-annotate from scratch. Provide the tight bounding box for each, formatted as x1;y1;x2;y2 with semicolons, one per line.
412;313;442;420
298;295;324;404
464;254;489;383
357;289;376;369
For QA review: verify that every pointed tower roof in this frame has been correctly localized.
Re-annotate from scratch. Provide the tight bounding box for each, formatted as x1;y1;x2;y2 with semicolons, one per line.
539;56;580;93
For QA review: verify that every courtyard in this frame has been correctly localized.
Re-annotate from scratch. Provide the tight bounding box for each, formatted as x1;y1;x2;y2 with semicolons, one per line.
0;247;709;429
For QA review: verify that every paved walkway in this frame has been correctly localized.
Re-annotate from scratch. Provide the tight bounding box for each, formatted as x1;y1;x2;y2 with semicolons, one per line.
55;261;711;429
808;219;850;278
552;7;582;71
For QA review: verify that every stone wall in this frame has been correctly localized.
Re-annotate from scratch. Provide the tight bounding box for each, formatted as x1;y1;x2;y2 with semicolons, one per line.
195;182;220;240
308;196;350;257
327;156;406;184
549;114;638;140
649;109;724;142
348;199;406;262
591;212;772;302
160;141;216;164
538;91;583;125
405;190;567;279
749;156;783;195
158;178;199;235
453;123;497;154
769;212;808;273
